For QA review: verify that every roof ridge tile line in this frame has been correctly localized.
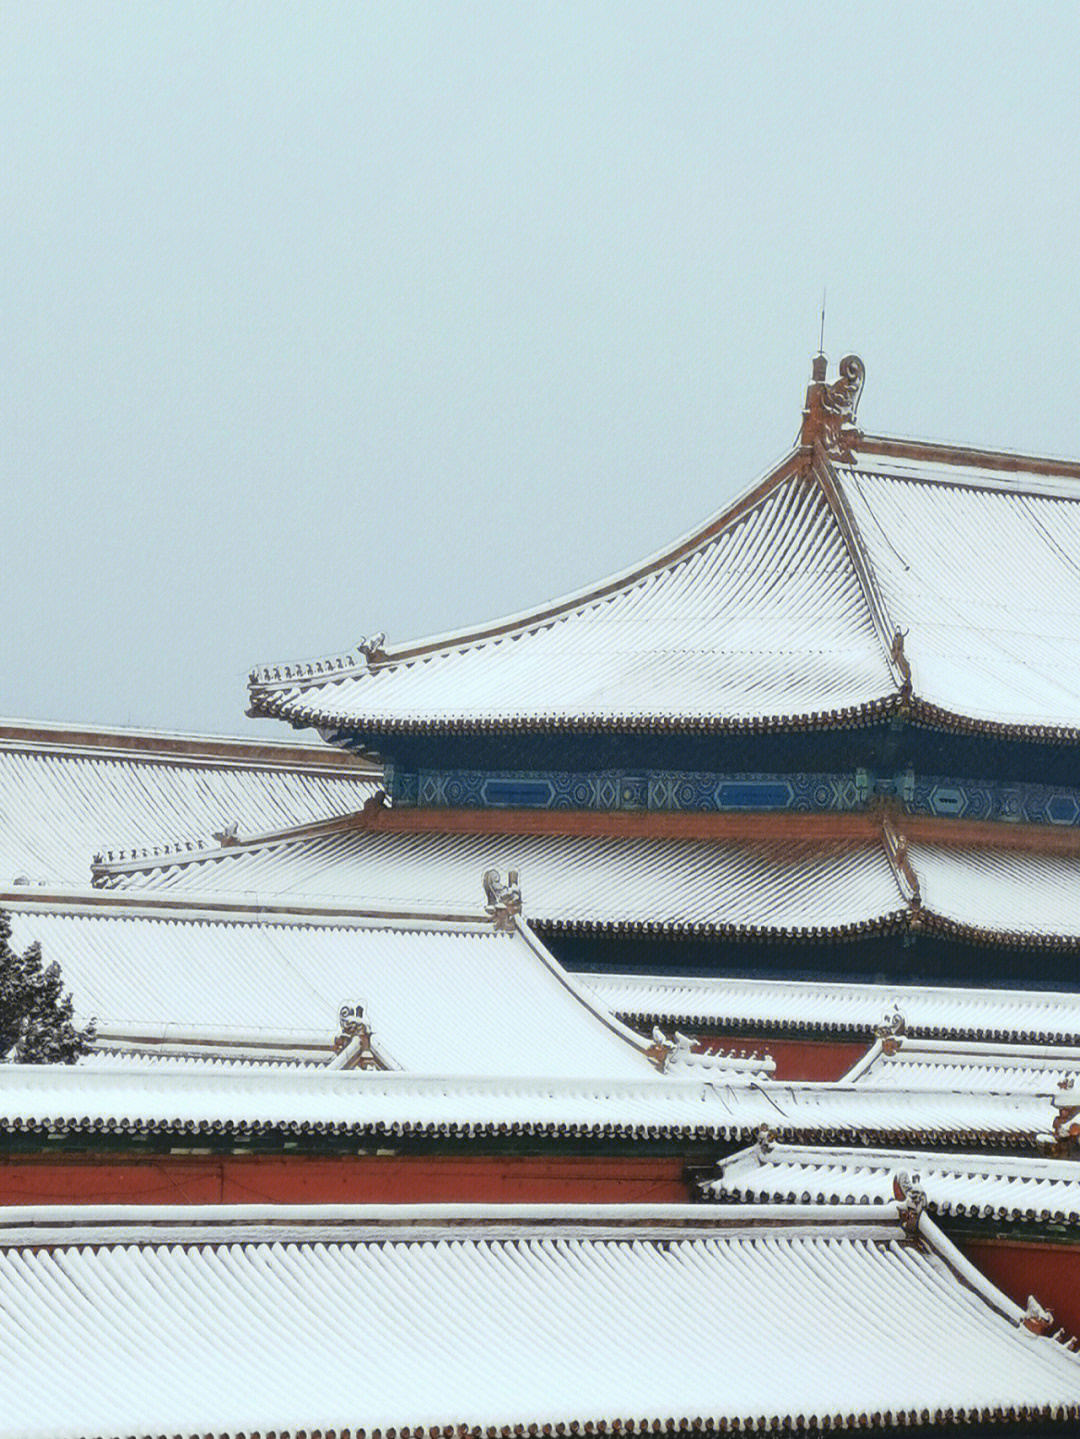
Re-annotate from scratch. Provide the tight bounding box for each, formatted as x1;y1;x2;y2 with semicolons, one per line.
509;914;659;1065
0;717;381;769
916;1209;1035;1328
836;1039;885;1086
89;801;378;880
811;446;910;694
881;815;922;907
246;450;806;700
857;432;1080;481
0;886;495;930
94;836;212;867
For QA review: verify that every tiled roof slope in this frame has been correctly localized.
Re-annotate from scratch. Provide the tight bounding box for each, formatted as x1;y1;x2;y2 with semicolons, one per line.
92;826;909;932
709;1144;1080;1226
582;972;1080;1045
248;462;899;733
843;1037;1080;1095
2;896;655;1079
0;718;378;887
0;1062;1052;1147
93;820;1080;946
912;842;1080;941
2;1204;1077;1438
247;383;1080;739
839;457;1080;734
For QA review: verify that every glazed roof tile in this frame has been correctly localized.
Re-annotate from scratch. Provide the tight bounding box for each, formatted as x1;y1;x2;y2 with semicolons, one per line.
248;465;897;733
2;1202;1077;1438
583;972;1080;1045
2;896;654;1079
912;842;1080;940
0;717;378;887
247;411;1080;739
91;826;907;933
839;459;1080;733
93;820;1080;946
843;1037;1080;1095
0;1061;1051;1147
709;1143;1080;1226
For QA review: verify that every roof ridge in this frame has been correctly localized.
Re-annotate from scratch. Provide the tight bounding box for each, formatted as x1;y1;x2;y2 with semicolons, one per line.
812;447;911;695
94;836;212;867
857;432;1080;479
0;717;378;770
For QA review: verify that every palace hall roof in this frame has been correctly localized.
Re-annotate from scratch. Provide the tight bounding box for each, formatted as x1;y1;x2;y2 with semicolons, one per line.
246;358;1080;741
842;1036;1080;1094
91;817;1080;947
708;1143;1080;1227
0;717;378;887
3;1203;1077;1439
585;972;1080;1046
0;892;656;1079
0;1058;1053;1149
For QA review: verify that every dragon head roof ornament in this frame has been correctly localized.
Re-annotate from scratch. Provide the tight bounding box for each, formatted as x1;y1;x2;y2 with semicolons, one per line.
800;353;866;460
482;868;522;931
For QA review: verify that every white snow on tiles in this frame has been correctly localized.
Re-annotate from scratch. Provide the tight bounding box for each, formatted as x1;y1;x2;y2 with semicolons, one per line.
0;721;377;887
839;461;1080;732
583;971;1080;1044
709;1143;1080;1225
0;1062;1051;1146
250;448;1080;738
911;842;1080;938
96;826;909;935
250;473;895;730
1;1204;1078;1438
844;1037;1080;1094
3;904;653;1079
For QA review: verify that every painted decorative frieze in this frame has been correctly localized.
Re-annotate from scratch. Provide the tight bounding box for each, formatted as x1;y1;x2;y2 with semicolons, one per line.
387;762;1080;826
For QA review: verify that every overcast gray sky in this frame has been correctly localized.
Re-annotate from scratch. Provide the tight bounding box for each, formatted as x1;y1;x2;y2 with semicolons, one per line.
4;2;1079;735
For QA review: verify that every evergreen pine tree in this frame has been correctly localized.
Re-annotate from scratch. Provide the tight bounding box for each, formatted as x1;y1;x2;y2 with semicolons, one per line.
0;910;94;1063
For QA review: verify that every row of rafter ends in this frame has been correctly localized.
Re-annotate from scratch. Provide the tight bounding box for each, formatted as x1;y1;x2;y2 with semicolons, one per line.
69;889;1080;951
610;1012;1080;1045
0;1117;1042;1146
717;1191;1080;1226
245;689;1080;744
27;1406;1079;1437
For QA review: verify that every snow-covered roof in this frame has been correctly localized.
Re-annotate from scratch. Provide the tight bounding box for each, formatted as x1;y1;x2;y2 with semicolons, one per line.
0;1062;1052;1148
1;893;655;1079
2;1202;1078;1439
91;818;1080;947
91;826;910;935
0;717;378;887
709;1143;1080;1226
837;454;1080;736
248;455;898;734
583;971;1080;1045
246;373;1080;740
843;1037;1080;1095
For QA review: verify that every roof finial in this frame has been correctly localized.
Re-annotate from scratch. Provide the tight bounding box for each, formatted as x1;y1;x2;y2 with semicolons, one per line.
799;350;865;459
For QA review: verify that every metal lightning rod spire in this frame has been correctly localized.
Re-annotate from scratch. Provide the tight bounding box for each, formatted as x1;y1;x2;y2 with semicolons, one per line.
819;288;826;354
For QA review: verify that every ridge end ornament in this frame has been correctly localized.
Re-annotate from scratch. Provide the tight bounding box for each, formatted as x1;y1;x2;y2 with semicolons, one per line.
799;352;866;459
483;868;522;931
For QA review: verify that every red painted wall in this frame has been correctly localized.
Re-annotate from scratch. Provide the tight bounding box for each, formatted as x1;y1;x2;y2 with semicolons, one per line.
698;1032;868;1082
961;1238;1080;1340
0;1153;693;1206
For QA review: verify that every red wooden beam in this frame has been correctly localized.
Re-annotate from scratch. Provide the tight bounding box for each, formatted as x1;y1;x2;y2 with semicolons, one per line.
0;1153;693;1207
